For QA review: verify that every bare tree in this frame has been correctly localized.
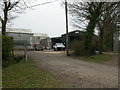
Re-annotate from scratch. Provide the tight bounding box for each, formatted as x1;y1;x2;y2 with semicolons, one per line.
97;2;120;53
68;1;119;56
0;0;35;35
69;2;105;56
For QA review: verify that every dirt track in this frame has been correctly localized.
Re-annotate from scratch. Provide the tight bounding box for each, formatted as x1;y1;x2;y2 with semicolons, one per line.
28;50;118;88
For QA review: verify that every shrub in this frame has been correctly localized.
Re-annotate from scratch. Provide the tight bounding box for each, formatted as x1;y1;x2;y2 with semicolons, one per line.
14;55;24;63
71;40;85;56
2;35;15;67
71;40;96;56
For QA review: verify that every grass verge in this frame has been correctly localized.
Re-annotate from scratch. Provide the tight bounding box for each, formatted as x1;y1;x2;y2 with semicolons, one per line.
71;54;116;64
2;58;63;88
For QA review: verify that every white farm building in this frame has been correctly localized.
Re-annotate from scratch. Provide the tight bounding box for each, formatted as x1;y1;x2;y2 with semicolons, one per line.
0;28;52;50
5;28;33;49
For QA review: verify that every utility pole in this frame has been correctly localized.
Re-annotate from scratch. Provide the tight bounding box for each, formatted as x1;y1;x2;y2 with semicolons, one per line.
65;0;69;56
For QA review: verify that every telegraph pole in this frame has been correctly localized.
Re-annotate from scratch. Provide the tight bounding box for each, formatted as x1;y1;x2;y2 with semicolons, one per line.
65;0;69;56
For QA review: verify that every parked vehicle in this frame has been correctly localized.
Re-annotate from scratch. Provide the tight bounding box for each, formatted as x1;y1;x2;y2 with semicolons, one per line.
34;43;44;51
33;33;52;50
41;38;52;50
53;43;65;51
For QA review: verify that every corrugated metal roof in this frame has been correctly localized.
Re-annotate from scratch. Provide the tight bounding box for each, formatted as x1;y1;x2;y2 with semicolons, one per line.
0;28;49;37
6;28;33;34
0;28;33;34
33;33;49;37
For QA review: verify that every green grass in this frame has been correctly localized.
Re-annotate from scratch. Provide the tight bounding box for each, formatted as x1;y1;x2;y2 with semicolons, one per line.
2;59;63;88
71;54;115;64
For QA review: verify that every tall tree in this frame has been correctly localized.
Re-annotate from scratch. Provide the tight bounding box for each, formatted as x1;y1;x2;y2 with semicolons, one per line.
84;2;104;56
97;2;120;53
69;2;105;56
68;2;119;56
0;0;35;35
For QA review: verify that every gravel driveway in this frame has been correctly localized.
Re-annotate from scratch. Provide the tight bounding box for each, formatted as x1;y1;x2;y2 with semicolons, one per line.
28;50;118;88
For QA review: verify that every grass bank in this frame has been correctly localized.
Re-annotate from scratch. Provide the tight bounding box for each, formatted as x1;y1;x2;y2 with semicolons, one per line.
71;54;116;64
2;58;63;88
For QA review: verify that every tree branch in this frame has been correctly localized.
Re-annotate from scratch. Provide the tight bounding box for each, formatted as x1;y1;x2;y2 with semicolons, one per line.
8;0;20;11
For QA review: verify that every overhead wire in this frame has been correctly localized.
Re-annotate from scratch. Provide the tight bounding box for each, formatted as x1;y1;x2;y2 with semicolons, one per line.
26;0;60;9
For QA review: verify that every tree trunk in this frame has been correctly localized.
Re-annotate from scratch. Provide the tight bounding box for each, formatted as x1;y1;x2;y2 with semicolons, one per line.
2;20;6;35
99;28;103;54
84;3;103;56
111;33;113;51
2;2;8;35
84;17;97;56
98;22;104;54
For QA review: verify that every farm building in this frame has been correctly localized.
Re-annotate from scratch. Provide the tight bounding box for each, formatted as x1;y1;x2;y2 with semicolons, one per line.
33;33;52;49
3;28;34;49
61;30;85;44
51;37;62;48
51;30;85;49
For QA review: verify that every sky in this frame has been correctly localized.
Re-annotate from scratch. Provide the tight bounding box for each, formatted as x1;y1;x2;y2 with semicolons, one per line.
11;0;73;38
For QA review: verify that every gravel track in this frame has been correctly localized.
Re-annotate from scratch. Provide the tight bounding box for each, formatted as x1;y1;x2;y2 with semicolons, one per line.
28;50;118;88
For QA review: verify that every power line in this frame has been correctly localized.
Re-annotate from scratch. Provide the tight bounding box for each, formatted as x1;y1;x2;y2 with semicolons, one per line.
26;0;60;9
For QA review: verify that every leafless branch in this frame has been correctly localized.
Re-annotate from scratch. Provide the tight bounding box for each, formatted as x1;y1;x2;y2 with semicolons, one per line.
8;0;20;10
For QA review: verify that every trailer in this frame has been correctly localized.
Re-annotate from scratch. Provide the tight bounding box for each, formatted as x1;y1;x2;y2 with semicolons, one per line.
33;33;52;50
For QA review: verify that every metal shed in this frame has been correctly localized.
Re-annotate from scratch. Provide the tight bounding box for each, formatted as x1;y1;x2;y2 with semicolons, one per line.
6;28;34;49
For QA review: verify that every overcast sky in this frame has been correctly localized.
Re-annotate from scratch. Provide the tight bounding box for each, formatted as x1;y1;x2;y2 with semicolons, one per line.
11;0;74;37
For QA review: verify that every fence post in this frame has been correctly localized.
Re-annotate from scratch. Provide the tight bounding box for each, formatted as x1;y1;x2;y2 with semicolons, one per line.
10;37;14;58
24;41;27;62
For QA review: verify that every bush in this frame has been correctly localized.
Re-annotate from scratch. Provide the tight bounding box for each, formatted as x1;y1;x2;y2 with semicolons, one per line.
2;35;15;67
71;40;85;56
71;40;96;56
14;55;24;63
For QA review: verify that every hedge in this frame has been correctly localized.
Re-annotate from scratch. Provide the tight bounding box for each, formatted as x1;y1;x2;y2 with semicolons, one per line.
2;35;15;67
